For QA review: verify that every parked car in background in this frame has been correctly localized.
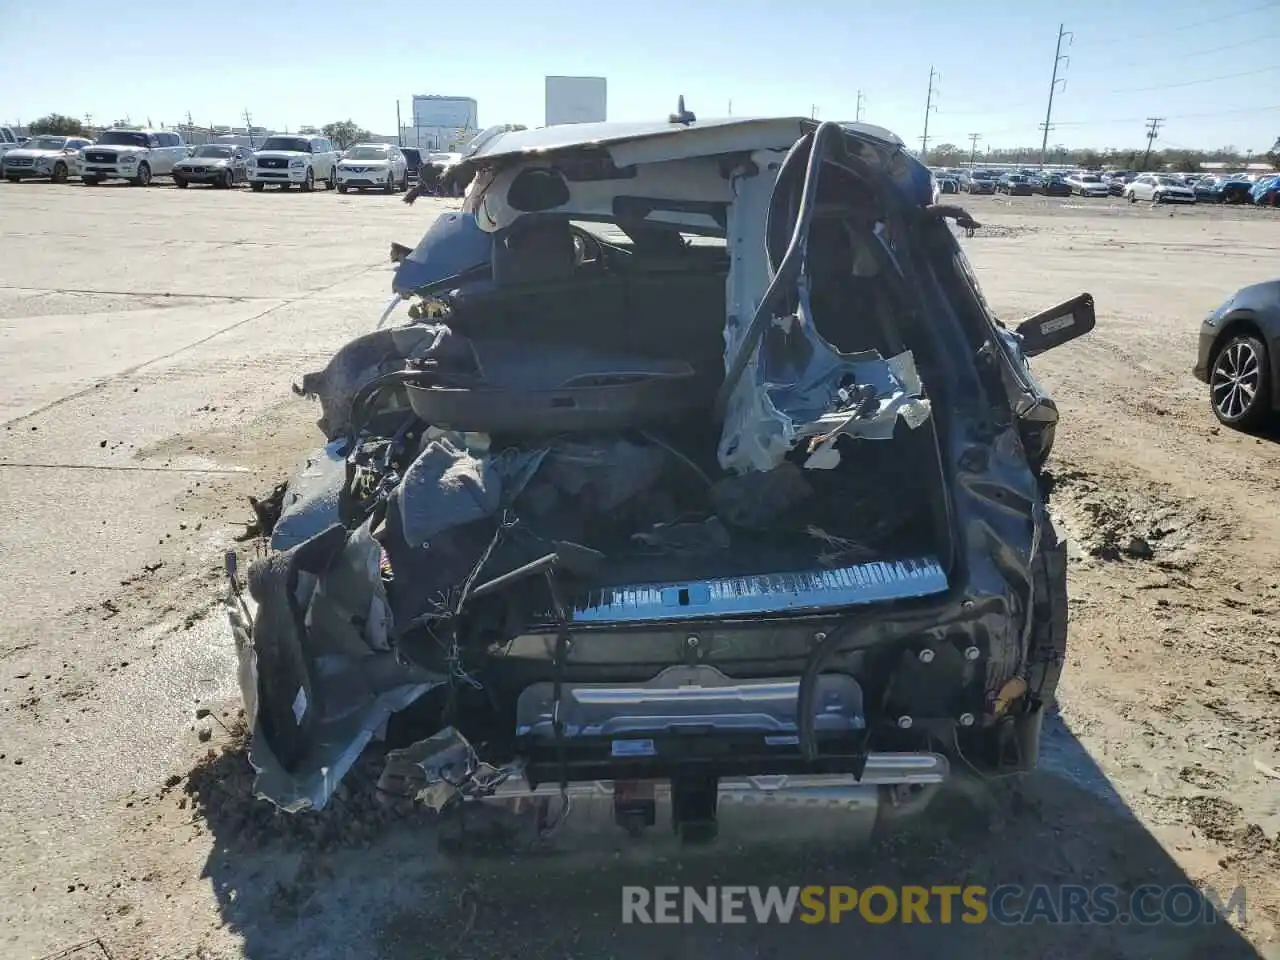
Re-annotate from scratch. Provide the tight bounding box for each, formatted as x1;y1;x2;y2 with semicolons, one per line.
81;129;187;186
1194;280;1280;429
1065;172;1110;197
934;170;960;194
0;126;22;165
1037;173;1073;197
336;142;408;194
173;144;251;188
249;134;340;192
1192;177;1225;202
961;169;998;194
1251;175;1280;206
996;173;1034;196
1220;174;1255;204
1;135;93;183
401;147;423;186
1124;174;1197;204
1105;173;1132;196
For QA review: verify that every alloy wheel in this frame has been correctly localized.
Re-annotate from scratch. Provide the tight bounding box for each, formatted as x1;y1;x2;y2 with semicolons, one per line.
1211;339;1263;422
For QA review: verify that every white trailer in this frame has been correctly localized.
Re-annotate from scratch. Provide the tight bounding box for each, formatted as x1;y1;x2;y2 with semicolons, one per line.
544;76;607;126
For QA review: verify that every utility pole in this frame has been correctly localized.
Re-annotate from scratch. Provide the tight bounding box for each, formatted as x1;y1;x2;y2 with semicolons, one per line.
1141;117;1164;170
396;100;403;146
243;109;254;148
968;133;982;168
855;90;866;122
920;66;939;158
727;99;733;116
1039;23;1072;169
811;104;818;120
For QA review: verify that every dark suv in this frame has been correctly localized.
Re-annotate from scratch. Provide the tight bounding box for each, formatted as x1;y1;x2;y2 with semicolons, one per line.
229;116;1094;842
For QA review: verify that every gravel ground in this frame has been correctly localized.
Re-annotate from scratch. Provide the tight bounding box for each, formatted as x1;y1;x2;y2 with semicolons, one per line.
1;182;1278;960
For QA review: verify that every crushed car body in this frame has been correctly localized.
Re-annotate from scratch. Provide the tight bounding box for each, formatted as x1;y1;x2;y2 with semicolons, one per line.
226;109;1096;838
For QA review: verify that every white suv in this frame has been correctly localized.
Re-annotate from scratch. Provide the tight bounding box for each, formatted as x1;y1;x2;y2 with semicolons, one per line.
336;142;408;193
81;129;187;186
249;134;340;192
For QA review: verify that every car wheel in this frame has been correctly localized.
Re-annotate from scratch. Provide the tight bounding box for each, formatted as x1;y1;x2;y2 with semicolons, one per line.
221;169;235;189
327;166;337;190
52;162;69;184
338;183;348;194
299;168;315;192
132;162;152;187
1127;193;1136;204
175;176;188;188
384;171;394;194
5;176;18;184
251;181;265;192
1210;334;1271;429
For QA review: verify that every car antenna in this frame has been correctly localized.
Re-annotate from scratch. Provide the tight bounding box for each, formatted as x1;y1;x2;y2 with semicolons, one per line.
669;96;696;126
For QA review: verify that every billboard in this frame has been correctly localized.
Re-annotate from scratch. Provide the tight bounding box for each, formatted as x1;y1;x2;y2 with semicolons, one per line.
411;95;478;131
545;76;607;126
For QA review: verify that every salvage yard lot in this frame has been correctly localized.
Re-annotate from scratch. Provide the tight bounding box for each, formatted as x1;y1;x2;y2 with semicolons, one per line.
1;184;1279;960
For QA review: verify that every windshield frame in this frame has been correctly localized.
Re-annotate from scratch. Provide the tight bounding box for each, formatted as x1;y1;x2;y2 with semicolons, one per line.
24;136;69;151
259;136;312;153
97;131;150;148
344;146;391;161
191;145;234;159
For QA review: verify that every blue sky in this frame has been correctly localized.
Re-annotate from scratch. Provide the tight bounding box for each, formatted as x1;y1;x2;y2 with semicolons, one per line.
1;0;1277;151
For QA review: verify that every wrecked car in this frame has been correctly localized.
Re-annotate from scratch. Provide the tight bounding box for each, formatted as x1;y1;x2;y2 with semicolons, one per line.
226;111;1095;842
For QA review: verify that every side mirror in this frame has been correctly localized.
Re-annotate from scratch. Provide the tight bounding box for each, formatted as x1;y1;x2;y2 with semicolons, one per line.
1014;292;1095;357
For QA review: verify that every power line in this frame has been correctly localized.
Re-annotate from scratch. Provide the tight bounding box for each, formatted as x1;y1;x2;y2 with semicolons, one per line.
1076;31;1280;73
1087;0;1280;47
1052;102;1280;127
1040;22;1072;167
1106;65;1277;95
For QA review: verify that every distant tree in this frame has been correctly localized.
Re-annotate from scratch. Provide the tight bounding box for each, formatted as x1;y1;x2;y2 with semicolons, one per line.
29;113;85;136
1270;137;1280;170
926;143;963;166
322;120;372;150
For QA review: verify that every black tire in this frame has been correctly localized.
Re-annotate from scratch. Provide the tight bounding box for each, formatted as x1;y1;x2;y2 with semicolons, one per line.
221;169;234;189
5;176;18;184
52;162;68;184
338;183;348;194
384;171;394;194
250;181;264;192
326;166;337;190
82;176;100;186
175;176;188;188
1210;333;1271;430
399;171;407;191
1127;192;1136;204
299;168;315;192
131;162;151;187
